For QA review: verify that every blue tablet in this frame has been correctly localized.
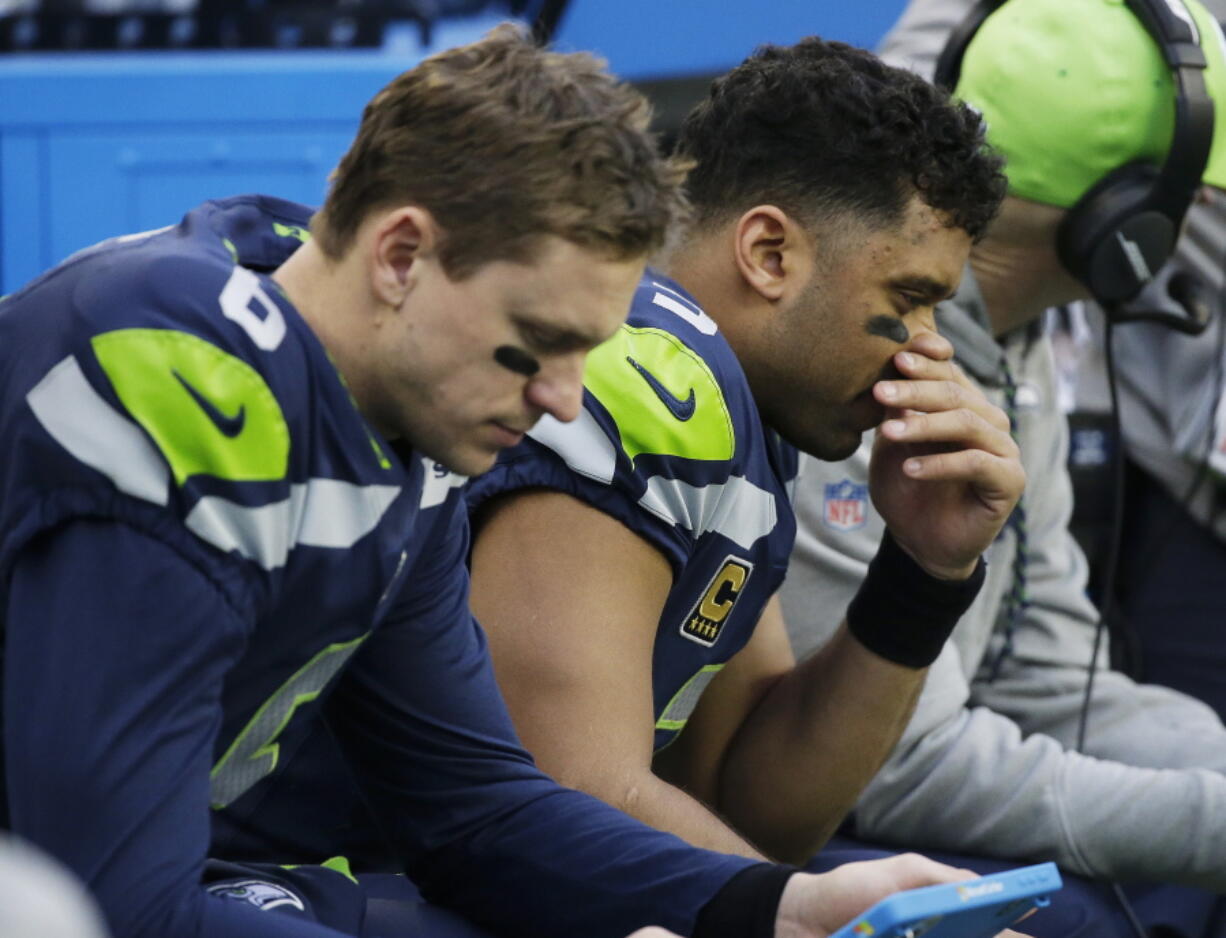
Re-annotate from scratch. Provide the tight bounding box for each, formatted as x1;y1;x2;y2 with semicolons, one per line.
828;862;1062;938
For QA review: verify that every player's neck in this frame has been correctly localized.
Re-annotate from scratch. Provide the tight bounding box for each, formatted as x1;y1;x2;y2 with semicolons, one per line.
273;241;381;417
663;233;754;331
969;245;1086;339
664;233;780;391
970;196;1089;338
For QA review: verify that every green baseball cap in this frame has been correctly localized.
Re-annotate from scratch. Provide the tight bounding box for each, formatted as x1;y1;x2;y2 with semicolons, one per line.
956;0;1226;207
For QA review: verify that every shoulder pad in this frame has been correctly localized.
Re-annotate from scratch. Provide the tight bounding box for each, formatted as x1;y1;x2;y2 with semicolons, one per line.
584;324;734;464
91;327;288;486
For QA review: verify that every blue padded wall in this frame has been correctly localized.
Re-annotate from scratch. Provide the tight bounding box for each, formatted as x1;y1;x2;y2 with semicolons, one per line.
553;1;908;80
0;3;907;291
0;50;416;291
0;8;508;291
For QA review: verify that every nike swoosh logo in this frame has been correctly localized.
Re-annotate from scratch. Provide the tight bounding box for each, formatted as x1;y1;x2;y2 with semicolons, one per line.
173;370;247;437
626;356;696;421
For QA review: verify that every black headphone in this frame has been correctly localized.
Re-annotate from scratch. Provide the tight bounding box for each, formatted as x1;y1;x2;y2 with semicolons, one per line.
935;0;1217;332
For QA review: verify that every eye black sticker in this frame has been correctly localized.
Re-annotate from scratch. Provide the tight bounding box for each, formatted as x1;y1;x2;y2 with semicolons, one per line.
494;345;540;377
866;316;909;344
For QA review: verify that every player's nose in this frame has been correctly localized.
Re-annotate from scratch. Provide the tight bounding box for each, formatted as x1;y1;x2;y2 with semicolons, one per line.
904;314;953;361
524;352;586;424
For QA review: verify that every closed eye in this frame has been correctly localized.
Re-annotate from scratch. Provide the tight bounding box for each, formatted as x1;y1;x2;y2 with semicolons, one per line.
889;275;955;313
522;325;582;354
512;315;601;356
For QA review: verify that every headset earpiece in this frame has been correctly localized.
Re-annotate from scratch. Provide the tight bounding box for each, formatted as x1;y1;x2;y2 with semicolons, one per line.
1057;164;1179;303
1103;246;1217;334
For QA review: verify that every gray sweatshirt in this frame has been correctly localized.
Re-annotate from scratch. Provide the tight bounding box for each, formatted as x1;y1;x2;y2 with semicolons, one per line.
780;272;1226;889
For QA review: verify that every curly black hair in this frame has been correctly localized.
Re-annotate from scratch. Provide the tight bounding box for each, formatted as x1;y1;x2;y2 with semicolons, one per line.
676;36;1006;242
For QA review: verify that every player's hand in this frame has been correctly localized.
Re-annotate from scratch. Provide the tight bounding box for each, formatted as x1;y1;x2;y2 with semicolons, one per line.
867;332;1024;580
773;855;1033;938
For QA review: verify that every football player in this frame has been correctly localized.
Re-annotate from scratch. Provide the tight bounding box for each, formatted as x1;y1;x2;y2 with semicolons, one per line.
0;25;987;938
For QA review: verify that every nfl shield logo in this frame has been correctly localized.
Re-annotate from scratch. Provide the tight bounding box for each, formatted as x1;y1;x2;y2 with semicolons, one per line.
823;479;868;531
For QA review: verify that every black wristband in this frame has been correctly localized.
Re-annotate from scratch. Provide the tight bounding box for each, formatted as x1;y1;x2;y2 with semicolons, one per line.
846;531;986;669
694;863;797;938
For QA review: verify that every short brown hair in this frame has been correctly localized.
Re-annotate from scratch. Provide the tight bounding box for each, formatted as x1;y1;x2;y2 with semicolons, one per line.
314;24;686;277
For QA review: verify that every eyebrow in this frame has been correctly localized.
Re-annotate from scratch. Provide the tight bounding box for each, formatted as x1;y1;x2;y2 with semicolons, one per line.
510;310;607;354
890;275;957;303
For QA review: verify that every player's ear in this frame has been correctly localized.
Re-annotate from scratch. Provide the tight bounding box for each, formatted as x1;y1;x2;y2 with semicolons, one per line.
733;205;803;302
369;206;437;309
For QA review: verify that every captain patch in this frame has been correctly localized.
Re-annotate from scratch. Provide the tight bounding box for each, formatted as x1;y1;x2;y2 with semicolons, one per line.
681;556;753;647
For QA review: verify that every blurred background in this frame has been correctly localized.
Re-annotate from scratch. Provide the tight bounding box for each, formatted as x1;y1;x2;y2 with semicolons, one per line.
0;1;906;291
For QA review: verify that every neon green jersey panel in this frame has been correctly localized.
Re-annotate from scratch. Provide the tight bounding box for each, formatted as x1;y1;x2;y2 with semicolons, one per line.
92;328;290;485
584;324;734;463
272;222;311;244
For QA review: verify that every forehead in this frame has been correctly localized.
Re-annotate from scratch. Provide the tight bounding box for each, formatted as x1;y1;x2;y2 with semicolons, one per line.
480;237;645;335
847;196;972;283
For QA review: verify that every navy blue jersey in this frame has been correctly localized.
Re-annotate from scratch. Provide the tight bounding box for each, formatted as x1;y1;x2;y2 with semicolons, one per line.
466;273;799;751
0;197;755;938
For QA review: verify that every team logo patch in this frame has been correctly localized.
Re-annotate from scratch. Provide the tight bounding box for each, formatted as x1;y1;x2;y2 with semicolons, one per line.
206;879;306;912
823;479;868;531
681;556;753;647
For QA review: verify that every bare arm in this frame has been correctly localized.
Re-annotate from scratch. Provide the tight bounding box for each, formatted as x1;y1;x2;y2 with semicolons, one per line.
469;489;766;858
468;334;1022;866
663;598;926;864
701;336;1022;862
472;491;925;865
702;335;1024;862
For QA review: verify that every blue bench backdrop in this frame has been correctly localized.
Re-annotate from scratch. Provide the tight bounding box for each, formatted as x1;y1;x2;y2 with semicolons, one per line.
0;2;905;291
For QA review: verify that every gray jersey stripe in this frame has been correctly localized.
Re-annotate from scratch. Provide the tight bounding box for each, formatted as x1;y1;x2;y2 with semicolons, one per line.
187;479;401;569
639;475;777;549
656;664;724;732
29;357;400;569
297;480;401;547
186;494;294;569
528;409;618;484
27;355;170;506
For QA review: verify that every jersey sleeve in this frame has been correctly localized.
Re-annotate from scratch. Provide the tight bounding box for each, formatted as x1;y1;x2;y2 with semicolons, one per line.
467;309;748;579
0;248;318;623
465;415;696;575
3;519;356;938
325;497;758;938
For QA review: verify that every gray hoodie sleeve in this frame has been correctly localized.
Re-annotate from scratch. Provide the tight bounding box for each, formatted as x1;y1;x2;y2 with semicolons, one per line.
875;0;977;77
